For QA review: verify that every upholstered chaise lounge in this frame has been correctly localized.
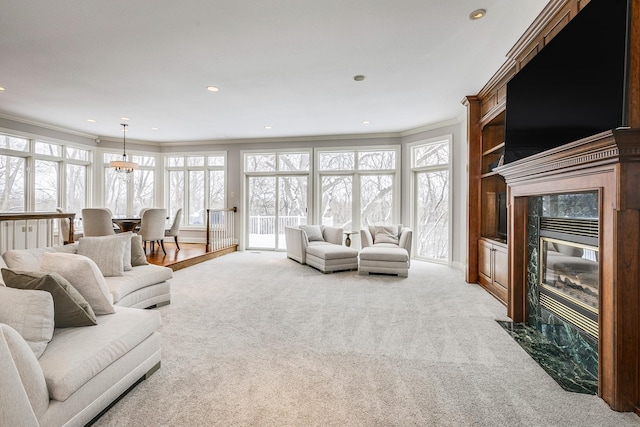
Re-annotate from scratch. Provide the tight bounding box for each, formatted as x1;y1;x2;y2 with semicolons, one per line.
359;225;412;277
285;225;358;273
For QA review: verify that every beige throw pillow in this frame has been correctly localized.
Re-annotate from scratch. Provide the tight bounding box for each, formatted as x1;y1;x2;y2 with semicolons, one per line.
0;255;7;286
374;225;399;245
1;269;97;328
300;225;324;242
40;252;115;315
0;286;55;358
131;234;148;266
77;236;128;277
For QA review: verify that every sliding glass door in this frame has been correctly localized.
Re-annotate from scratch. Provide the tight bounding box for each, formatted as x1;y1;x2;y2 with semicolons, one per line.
245;151;310;250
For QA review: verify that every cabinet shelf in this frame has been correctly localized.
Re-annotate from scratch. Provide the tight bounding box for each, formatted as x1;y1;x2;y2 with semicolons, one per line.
481;171;501;178
482;142;505;156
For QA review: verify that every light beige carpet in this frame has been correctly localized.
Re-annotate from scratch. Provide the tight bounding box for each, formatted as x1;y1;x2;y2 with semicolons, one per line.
94;251;640;426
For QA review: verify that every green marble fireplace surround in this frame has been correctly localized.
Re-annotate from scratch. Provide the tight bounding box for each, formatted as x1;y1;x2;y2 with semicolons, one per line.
500;193;599;394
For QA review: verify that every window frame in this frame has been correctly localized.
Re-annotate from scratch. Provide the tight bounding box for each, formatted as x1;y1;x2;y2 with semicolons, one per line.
314;145;400;236
242;148;312;250
0;128;92;213
406;135;453;263
164;152;227;228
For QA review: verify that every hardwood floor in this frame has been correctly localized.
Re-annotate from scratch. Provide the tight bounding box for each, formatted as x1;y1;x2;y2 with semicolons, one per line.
146;242;238;271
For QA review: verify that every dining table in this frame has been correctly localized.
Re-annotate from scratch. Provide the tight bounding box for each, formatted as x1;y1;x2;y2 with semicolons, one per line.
112;217;142;233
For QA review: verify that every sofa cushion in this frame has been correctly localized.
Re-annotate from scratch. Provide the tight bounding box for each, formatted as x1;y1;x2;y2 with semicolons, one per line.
106;264;173;304
359;246;409;262
0;286;54;358
1;269;97;328
40;252;115;315
306;244;358;260
38;306;161;402
300;225;324;242
2;244;77;272
78;236;128;277
0;324;50;420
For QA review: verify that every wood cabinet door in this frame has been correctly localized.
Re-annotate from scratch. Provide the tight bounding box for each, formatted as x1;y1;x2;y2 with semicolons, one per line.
492;244;508;291
478;239;493;287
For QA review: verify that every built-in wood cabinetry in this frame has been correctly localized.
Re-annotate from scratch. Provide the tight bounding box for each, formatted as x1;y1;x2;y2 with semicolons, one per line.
478;238;508;303
465;0;601;302
465;0;640;413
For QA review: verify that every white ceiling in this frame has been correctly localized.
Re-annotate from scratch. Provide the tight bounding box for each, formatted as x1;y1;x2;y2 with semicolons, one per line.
0;0;548;144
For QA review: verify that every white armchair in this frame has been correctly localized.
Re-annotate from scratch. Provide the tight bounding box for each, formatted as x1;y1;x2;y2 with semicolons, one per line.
285;225;358;273
359;224;412;277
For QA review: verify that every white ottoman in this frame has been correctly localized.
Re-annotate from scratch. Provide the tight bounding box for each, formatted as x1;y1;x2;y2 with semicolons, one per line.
305;244;359;273
359;246;410;277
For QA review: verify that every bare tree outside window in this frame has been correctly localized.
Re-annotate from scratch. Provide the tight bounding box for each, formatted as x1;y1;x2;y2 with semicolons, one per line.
412;139;450;261
168;170;185;221
248;176;276;247
34;159;58;212
245;152;310;249
189;170;205;225
361;175;393;227
65;164;86;214
318;148;398;232
0;155;25;211
132;155;155;216
321;175;353;228
416;170;449;260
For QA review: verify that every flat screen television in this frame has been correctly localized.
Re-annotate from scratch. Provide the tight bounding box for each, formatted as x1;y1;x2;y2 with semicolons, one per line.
503;0;631;164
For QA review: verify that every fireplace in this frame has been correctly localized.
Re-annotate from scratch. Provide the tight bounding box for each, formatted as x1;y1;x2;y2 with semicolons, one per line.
501;193;600;393
497;129;640;411
539;218;599;339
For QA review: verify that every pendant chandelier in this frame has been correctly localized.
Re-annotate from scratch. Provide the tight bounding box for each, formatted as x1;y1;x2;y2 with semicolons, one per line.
109;123;138;174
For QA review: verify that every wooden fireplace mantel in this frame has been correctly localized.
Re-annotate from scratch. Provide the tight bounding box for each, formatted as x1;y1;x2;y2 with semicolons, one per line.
496;128;640;412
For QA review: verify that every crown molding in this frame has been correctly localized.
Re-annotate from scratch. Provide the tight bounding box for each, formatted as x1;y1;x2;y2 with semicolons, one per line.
0;113;462;148
0;113;98;139
401;117;462;137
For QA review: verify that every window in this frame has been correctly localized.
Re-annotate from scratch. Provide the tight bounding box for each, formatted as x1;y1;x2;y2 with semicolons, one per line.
244;151;310;249
165;154;226;226
34;159;58;211
410;137;451;262
0;133;90;215
317;148;399;232
0;154;25;211
104;153;155;217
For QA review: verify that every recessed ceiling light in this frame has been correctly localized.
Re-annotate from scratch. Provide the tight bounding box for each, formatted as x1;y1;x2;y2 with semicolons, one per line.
353;75;366;82
264;126;273;130
0;87;5;91
86;119;97;123
206;86;220;92
469;9;486;20
121;117;130;121
362;120;371;125
151;127;159;131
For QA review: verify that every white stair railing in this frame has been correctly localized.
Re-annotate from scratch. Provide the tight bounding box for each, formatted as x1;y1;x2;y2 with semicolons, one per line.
206;207;237;252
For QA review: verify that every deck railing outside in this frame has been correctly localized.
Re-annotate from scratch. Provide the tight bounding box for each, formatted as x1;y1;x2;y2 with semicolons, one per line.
0;212;77;253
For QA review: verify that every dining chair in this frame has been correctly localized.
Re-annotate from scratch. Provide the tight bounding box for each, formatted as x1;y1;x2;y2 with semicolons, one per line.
139;208;167;255
81;208;117;237
164;208;182;250
56;207;82;244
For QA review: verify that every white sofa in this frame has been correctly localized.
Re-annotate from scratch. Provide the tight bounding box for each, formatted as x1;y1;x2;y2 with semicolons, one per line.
359;225;412;277
2;243;172;309
0;241;171;426
285;225;358;273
